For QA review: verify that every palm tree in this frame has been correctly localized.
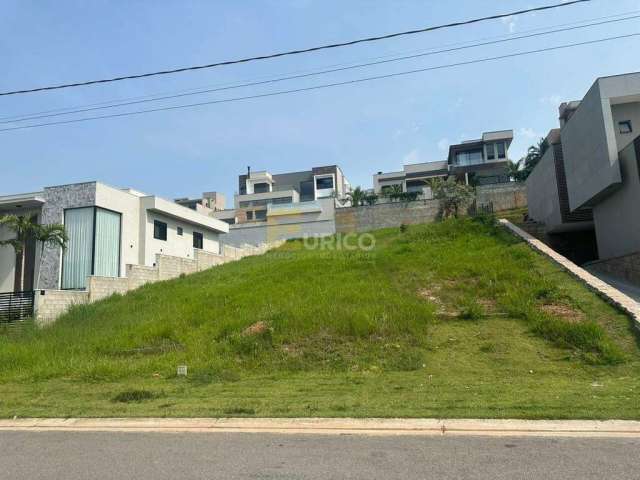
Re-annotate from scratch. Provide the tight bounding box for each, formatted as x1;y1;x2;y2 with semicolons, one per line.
346;186;367;207
506;159;523;182
520;137;549;180
384;184;403;201
34;223;68;290
0;215;67;291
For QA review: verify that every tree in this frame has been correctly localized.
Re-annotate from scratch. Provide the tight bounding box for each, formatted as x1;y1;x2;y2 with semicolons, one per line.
506;159;524;182
364;193;378;206
383;184;403;201
519;137;549;180
430;177;475;219
34;223;68;289
0;215;67;291
346;186;367;207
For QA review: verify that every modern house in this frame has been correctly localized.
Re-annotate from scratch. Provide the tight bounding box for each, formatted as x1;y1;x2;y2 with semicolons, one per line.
0;181;229;293
526;72;640;281
212;165;351;225
373;130;513;195
174;191;226;214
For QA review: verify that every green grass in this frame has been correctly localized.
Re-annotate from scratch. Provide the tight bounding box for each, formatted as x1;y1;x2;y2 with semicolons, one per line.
1;217;639;419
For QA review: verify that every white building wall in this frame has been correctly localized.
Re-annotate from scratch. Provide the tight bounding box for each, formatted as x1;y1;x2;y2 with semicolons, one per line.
94;183;142;275
0;224;15;292
143;211;220;266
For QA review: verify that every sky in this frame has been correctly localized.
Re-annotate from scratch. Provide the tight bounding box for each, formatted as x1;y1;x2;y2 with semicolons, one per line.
2;0;640;204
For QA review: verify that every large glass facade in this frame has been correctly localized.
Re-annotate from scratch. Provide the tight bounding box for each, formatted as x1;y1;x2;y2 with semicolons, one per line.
455;149;483;166
62;207;121;289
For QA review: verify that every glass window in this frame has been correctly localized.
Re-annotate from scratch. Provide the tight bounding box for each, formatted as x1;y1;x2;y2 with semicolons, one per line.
315;176;334;190
154;220;167;241
456;149;483;166
300;180;314;201
177;226;183;236
496;142;506;159
93;209;121;278
253;182;270;193
619;120;633;134
62;207;121;289
246;211;254;221
486;143;495;160
193;231;203;249
255;210;267;220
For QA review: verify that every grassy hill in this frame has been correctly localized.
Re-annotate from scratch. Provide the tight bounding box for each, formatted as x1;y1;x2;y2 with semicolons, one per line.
1;217;639;419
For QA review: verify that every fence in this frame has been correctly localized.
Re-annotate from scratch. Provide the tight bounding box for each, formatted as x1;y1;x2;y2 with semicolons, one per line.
0;290;35;323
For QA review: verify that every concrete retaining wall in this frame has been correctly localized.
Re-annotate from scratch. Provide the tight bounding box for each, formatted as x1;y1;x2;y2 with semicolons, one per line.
34;290;89;326
335;183;527;234
34;241;284;325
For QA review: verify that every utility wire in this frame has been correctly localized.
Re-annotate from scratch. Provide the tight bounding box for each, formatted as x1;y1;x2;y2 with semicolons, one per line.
2;13;635;125
0;0;591;97
4;7;633;123
1;32;635;133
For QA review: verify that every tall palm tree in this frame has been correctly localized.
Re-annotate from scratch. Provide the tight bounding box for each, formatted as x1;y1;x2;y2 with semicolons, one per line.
0;215;67;291
0;215;38;291
520;137;549;180
384;184;403;201
506;159;523;182
346;186;367;207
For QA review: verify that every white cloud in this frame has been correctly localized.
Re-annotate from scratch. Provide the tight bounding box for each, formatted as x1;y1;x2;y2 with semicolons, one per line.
403;149;420;164
437;138;449;152
500;15;517;33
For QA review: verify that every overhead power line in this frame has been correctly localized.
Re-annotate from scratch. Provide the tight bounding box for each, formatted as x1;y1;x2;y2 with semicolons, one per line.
0;0;591;97
3;13;635;125
1;32;635;133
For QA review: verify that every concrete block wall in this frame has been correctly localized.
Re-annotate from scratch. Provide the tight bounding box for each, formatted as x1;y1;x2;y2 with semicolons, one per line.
34;241;284;325
34;290;89;326
336;200;440;233
476;183;527;211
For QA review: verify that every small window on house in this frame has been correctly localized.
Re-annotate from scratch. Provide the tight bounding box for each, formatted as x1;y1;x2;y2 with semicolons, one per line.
315;176;334;190
246;211;254;221
153;220;167;241
193;231;203;249
177;226;183;236
619;120;633;134
496;142;506;159
486;143;495;160
255;210;267;221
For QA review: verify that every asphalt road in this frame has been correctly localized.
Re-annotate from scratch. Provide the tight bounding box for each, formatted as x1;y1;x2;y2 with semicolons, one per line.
1;432;639;479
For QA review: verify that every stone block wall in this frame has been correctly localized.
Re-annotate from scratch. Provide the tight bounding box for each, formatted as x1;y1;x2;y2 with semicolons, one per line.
335;200;440;233
585;252;640;286
156;254;198;281
34;290;89;326
87;276;130;302
476;183;527;211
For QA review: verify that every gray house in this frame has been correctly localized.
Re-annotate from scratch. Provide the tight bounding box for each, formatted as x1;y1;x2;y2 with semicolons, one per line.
526;72;640;282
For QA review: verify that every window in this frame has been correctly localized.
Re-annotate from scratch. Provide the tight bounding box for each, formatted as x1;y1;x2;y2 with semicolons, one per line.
177;226;183;236
193;231;203;249
246;211;254;220
255;210;267;220
619;120;633;134
62;207;121;289
300;180;315;201
496;142;506;159
486;143;495;160
455;149;483;166
153;220;167;241
315;176;334;190
253;182;270;193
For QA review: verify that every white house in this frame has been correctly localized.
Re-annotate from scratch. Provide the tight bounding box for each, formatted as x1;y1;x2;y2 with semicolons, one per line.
0;181;229;292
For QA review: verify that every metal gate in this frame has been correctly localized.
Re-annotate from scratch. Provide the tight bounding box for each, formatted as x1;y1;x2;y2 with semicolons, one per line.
0;291;35;323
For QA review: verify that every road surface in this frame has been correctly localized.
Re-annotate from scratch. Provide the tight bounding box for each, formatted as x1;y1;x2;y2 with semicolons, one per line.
1;431;639;479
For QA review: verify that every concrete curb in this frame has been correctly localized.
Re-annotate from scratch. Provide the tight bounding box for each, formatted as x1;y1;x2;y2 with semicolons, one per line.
1;418;640;437
499;219;640;330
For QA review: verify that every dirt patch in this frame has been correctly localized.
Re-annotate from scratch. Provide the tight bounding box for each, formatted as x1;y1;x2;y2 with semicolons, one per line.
242;321;270;336
418;287;458;317
540;303;585;322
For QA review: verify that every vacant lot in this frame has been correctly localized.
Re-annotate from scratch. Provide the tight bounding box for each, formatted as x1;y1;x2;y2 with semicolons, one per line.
1;217;639;418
